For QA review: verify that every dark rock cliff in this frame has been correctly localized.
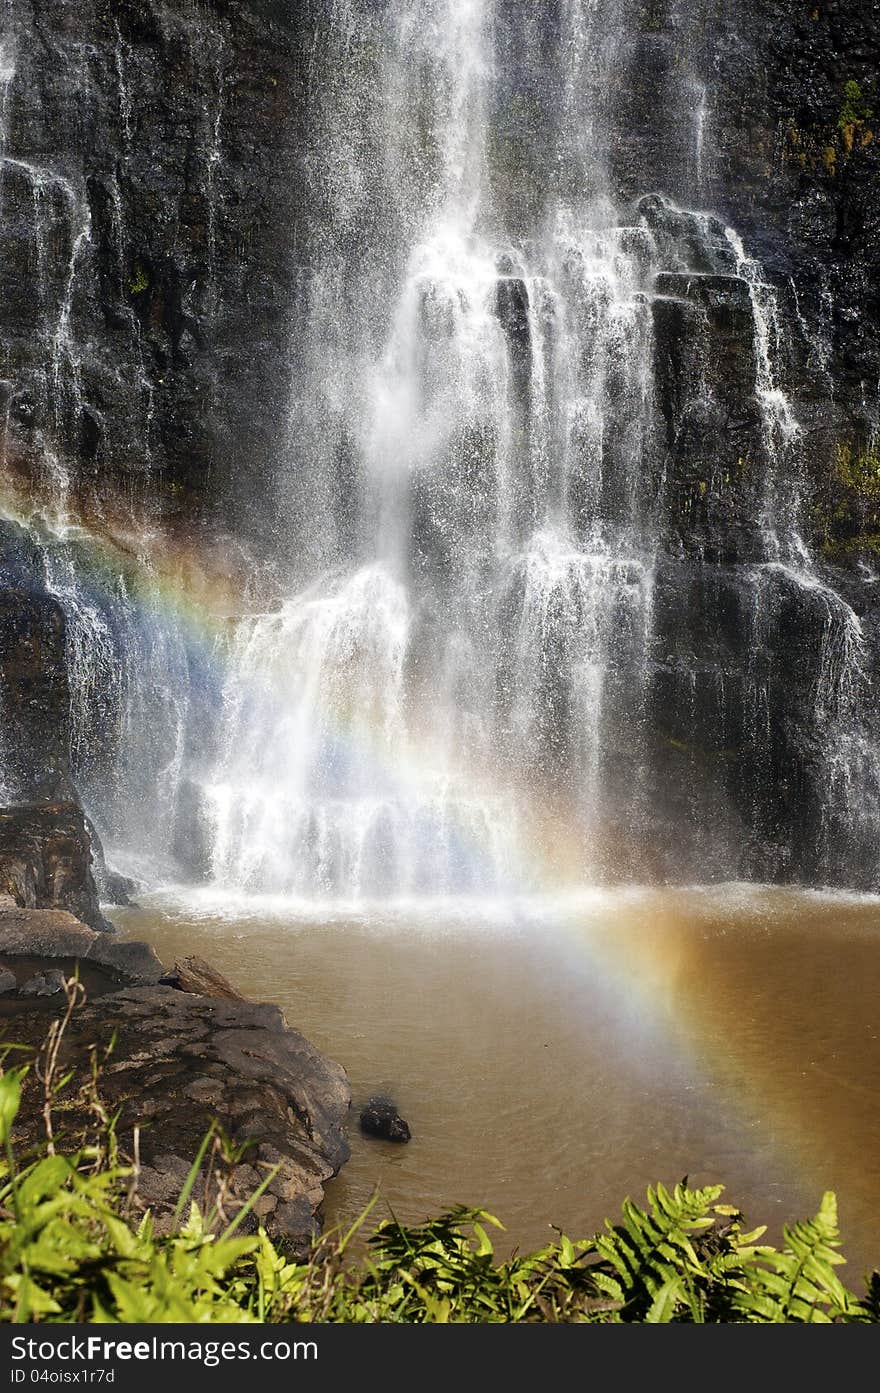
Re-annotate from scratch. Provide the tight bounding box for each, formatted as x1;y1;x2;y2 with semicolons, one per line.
493;0;880;882
0;557;72;804
709;0;879;549
0;2;313;918
0;519;107;927
0;0;311;542
570;0;880;882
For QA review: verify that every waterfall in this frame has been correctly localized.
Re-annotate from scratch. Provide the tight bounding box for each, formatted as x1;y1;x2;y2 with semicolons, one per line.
194;0;808;900
170;0;880;900
2;0;879;902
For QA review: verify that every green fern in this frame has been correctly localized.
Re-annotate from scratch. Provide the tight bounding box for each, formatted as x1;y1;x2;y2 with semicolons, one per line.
2;1058;879;1323
733;1192;868;1323
585;1182;723;1321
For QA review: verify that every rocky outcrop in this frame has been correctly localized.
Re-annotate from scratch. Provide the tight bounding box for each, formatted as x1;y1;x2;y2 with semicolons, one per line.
0;518;108;928
0;804;110;932
0;905;163;979
0;908;351;1254
0;575;74;806
12;986;351;1251
0;518;111;929
0;0;309;544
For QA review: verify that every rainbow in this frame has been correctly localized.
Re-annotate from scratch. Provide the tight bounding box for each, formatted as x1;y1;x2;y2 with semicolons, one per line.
2;478;879;1257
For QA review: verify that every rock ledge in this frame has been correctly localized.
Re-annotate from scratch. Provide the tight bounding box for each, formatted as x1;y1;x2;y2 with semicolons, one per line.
0;908;351;1254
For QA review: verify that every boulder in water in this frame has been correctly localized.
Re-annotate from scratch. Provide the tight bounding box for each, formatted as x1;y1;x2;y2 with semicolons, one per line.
360;1097;412;1143
103;870;139;907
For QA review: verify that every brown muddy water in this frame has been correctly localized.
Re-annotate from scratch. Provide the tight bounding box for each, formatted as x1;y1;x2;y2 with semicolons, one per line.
114;885;880;1277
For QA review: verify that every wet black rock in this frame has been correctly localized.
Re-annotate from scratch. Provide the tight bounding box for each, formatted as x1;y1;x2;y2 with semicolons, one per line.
0;0;311;544
638;195;738;275
0;805;111;934
101;870;138;908
494;277;531;353
85;817;139;907
0;545;109;929
0;581;75;807
171;779;214;883
360;1098;412;1144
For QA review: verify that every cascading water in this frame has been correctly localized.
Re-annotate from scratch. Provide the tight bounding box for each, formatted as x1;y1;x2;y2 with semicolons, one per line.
201;0;667;899
194;0;876;901
1;0;879;903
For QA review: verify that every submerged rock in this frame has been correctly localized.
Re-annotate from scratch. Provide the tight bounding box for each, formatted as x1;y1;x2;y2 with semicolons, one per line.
360;1098;412;1144
19;969;65;997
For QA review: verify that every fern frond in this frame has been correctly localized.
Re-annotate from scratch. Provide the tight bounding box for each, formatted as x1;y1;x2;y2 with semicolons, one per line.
733;1192;867;1323
587;1182;723;1321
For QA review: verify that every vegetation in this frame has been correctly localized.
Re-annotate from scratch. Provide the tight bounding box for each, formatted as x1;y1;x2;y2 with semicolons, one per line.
787;76;875;174
832;439;880;500
838;79;873;151
814;438;880;560
0;1051;878;1323
128;260;150;297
